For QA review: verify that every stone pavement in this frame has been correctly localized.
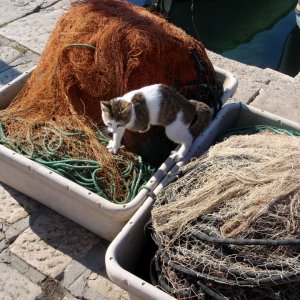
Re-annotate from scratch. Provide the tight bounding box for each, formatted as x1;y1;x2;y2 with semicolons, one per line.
0;1;299;300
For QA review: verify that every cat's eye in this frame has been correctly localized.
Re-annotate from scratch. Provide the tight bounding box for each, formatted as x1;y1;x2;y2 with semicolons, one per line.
117;124;123;127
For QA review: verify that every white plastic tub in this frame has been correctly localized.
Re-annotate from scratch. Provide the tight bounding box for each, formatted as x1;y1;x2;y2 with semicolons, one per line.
0;66;237;241
106;102;300;299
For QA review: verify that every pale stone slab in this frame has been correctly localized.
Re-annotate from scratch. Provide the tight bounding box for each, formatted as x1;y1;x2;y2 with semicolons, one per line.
86;271;129;300
10;211;100;278
0;248;11;263
251;78;300;123
68;269;92;298
5;216;30;242
0;262;42;300
62;260;86;289
0;57;38;85
82;242;107;272
0;238;7;252
207;51;293;103
0;0;62;25
63;292;78;300
11;253;46;284
0;0;74;54
0;36;40;86
0;45;21;69
0;183;38;224
83;288;106;300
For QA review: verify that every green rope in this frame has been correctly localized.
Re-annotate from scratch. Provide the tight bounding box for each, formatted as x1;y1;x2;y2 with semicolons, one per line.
0;122;154;204
63;43;97;51
217;125;300;141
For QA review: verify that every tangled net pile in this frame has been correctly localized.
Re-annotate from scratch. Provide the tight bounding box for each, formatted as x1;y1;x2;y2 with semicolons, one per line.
0;117;154;203
150;129;300;299
0;0;222;202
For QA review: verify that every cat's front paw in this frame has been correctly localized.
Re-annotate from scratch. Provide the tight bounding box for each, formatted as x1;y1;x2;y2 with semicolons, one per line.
107;140;119;154
107;140;114;148
170;151;184;162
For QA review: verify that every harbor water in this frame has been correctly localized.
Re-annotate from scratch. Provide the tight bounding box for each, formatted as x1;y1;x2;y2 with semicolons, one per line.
168;0;300;77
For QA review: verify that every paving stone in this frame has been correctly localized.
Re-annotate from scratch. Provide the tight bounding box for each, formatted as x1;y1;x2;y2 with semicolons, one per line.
0;183;39;224
0;228;6;249
0;0;74;54
62;260;87;289
11;253;28;273
0;44;21;70
11;254;46;284
81;242;108;273
10;211;100;278
62;240;107;290
63;292;78;300
5;216;30;243
0;231;7;252
0;56;37;87
0;238;6;252
0;0;62;26
0;248;11;263
207;51;293;104
68;269;92;299
83;288;106;300
85;271;129;300
251;78;300;123
0;37;38;86
0;262;43;300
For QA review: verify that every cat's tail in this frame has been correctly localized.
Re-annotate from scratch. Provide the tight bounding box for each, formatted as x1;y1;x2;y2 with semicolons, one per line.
188;100;213;138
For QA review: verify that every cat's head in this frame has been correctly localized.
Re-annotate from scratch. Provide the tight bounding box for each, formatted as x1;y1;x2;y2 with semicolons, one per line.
101;98;132;133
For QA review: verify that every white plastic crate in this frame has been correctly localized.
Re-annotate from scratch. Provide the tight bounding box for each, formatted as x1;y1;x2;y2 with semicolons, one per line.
105;102;300;299
0;66;237;241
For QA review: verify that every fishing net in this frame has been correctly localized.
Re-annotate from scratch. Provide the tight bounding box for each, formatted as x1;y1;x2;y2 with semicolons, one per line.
150;128;300;299
0;0;221;202
0;116;154;203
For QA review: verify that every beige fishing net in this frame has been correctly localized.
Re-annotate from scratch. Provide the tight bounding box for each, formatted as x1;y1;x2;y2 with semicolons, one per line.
150;131;300;299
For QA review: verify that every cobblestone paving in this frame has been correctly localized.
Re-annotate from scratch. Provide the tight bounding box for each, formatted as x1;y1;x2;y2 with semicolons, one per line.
0;183;129;299
0;0;299;299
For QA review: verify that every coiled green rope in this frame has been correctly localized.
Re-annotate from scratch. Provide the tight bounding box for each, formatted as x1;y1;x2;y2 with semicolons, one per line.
218;124;300;141
0;122;154;203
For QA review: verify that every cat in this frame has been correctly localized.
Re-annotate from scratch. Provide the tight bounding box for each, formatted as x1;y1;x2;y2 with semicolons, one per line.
100;84;213;161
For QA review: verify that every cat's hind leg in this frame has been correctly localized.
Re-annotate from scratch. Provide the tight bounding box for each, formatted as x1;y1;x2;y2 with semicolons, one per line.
165;121;193;162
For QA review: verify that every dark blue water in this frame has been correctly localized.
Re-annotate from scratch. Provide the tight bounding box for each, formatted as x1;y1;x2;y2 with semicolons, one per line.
223;10;300;76
130;0;300;77
167;0;299;77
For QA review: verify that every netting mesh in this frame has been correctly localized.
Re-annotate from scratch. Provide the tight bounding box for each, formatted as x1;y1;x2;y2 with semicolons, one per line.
150;129;300;299
0;0;222;202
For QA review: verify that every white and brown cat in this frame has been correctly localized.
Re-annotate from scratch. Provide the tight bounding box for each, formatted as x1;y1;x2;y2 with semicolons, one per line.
101;84;212;161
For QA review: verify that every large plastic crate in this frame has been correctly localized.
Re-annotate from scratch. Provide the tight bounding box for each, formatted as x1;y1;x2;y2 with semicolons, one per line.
0;66;237;241
105;102;300;299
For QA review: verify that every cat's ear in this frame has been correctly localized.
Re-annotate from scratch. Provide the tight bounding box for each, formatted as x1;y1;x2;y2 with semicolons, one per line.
100;101;111;113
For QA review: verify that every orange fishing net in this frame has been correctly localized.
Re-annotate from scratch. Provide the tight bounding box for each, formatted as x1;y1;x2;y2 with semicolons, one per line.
0;0;221;199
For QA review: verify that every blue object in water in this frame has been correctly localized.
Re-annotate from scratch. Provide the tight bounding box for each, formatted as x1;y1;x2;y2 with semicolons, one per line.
296;1;300;28
128;0;151;6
